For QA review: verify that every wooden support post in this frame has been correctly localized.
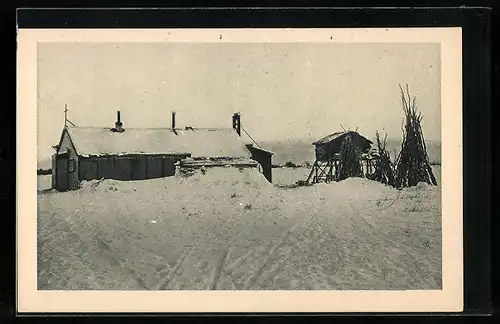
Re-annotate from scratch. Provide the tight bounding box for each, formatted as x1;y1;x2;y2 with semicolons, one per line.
328;161;334;182
306;161;317;184
315;163;318;183
64;104;68;127
335;160;340;181
317;164;328;182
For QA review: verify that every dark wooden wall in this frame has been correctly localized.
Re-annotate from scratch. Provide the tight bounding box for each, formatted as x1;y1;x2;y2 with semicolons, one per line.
315;133;372;162
246;147;272;183
56;129;80;190
78;154;188;182
53;129;80;191
51;154;57;189
55;152;70;191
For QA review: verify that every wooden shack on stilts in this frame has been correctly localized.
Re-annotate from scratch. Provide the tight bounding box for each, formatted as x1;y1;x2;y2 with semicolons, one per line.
306;131;375;184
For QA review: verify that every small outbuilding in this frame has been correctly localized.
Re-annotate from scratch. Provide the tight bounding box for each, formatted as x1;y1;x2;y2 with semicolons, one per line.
306;130;375;184
52;111;273;191
312;131;373;162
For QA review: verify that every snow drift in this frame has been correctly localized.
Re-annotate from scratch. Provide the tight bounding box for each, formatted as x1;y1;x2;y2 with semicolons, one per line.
37;166;441;290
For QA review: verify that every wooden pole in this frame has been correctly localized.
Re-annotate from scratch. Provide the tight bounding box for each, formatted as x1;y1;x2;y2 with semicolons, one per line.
328;161;333;182
64;104;68;127
317;162;329;182
315;163;318;183
306;161;317;184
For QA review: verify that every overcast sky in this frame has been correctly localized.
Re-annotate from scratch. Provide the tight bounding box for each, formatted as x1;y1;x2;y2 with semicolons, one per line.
37;42;440;161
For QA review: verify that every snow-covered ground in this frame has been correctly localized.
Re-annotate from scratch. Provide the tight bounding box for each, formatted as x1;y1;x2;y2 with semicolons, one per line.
37;174;52;191
37;167;441;290
272;167;313;187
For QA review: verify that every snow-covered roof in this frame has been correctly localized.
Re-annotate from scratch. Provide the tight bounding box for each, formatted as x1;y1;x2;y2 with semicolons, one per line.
312;131;373;146
66;127;253;158
312;132;345;145
245;143;274;155
180;157;259;168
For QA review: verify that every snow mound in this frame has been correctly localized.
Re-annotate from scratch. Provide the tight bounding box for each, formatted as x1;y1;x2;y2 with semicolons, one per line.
79;179;105;192
79;178;122;193
79;178;158;194
176;167;273;189
78;167;274;195
336;177;392;191
404;181;434;191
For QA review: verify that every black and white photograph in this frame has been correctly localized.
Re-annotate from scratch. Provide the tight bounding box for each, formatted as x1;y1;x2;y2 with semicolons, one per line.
18;28;463;313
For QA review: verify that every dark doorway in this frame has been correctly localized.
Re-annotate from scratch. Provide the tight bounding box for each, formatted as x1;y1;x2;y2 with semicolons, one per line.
55;152;69;192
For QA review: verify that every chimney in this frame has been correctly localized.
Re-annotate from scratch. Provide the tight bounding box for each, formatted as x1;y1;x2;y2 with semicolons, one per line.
115;110;123;132
232;113;241;136
172;111;176;129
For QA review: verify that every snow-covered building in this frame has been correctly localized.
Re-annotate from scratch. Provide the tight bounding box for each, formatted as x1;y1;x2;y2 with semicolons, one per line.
312;131;373;162
306;131;376;184
52;112;273;191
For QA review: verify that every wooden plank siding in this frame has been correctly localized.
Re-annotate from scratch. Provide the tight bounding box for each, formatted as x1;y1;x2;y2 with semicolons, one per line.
115;157;132;180
131;157;147;180
79;158;98;180
51;154;57;189
161;157;176;177
146;156;162;179
78;154;188;182
314;132;373;162
98;157;115;179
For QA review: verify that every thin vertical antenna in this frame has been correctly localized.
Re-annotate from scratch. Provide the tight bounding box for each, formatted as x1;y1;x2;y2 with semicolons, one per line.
64;104;68;127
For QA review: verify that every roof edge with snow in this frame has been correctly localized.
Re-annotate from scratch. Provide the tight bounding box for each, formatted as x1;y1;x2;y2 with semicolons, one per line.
65;126;253;158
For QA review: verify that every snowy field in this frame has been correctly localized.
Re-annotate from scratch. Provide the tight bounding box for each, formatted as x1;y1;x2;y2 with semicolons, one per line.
37;167;441;290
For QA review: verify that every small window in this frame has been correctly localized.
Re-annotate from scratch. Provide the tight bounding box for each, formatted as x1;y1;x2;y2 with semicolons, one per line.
68;159;76;172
